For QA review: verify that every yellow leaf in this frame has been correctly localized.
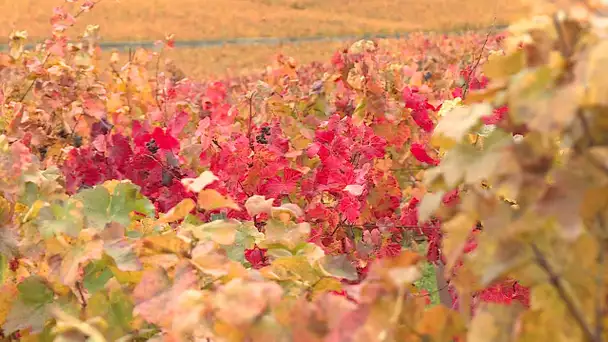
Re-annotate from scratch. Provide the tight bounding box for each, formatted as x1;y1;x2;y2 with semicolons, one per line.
468;303;524;342
418;191;445;223
189;219;239;245
310;278;342;300
109;266;143;284
190;241;233;277
0;195;11;224
139;233;190;257
198;189;240;211
270;203;304;223
214;320;245;342
416;305;465;341
260;256;319;283
442;213;477;271
437;98;463;118
0;284;18;326
158;198;196;224
101;179;121;194
483;49;525;79
21;200;46;223
582;40;608;106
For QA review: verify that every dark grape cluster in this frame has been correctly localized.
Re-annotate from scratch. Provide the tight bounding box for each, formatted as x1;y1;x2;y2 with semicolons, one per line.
73;134;83;148
256;126;271;144
146;138;159;153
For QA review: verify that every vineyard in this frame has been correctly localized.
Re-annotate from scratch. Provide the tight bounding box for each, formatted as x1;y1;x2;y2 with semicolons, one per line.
1;0;608;341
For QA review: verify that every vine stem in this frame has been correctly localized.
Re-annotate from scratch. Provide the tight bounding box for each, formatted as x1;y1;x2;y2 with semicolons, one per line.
75;281;87;309
595;213;607;342
246;91;257;152
462;19;495;99
435;261;454;307
531;244;597;342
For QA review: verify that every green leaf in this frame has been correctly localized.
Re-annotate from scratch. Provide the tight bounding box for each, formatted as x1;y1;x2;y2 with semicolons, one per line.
263;256;320;283
223;223;265;263
4;277;54;334
37;198;84;238
83;260;114;293
18;276;54;306
259;219;311;251
76;181;154;231
319;255;358;281
3;298;51;334
76;186;110;229
186;219;240;245
210;212;227;221
0;253;7;284
87;290;134;339
265;247;294;260
125;230;143;239
433;129;512;188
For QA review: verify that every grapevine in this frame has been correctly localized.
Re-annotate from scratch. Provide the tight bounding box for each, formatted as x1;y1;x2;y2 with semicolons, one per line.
0;1;607;341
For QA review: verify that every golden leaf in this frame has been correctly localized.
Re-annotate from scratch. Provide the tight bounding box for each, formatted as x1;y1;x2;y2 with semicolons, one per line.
158;198;196;224
442;213;478;271
416;305;465;341
198;189;240;211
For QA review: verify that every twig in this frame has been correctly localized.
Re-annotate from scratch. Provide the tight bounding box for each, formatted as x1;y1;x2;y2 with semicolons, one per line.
435;260;454;308
18;53;51;102
531;243;597;342
237;180;251;197
75;281;87;308
143;154;182;181
154;46;166;116
574;112;608;177
247;92;257;151
412;281;451;298
595;214;606;342
211;139;223;150
552;13;573;58
110;56;133;116
578;111;594;146
330;218;348;237
462;21;495;99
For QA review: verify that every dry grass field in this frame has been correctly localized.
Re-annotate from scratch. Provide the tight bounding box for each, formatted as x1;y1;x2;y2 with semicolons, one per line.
99;40;347;79
1;0;534;42
1;0;540;78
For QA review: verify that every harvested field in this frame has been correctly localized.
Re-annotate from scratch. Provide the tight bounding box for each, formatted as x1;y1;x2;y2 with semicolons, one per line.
1;0;533;42
99;30;498;79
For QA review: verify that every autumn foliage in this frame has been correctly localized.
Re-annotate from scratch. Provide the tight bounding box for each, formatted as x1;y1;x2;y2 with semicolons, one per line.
0;1;607;341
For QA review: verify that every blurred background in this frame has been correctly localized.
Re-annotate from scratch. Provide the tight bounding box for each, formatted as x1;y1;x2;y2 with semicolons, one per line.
0;0;534;78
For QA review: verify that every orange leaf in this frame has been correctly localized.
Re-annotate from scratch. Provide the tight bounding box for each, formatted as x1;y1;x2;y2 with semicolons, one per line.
198;189;240;211
159;198;196;224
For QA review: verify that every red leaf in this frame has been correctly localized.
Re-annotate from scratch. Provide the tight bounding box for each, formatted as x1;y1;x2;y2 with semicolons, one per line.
410;143;439;165
337;195;361;223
